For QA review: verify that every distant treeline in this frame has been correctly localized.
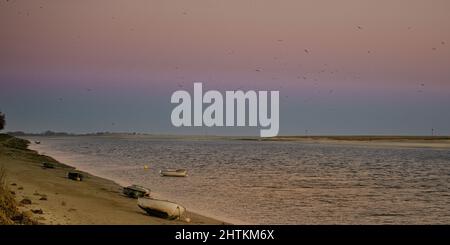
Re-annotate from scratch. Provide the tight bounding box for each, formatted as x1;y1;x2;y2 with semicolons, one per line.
6;131;141;136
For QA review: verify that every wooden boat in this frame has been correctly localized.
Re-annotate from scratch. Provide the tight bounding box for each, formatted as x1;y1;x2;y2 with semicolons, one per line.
159;169;187;177
123;185;150;198
137;198;186;220
35;141;41;144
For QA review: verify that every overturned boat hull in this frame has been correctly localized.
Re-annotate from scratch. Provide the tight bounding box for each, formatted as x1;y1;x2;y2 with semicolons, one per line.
138;198;186;220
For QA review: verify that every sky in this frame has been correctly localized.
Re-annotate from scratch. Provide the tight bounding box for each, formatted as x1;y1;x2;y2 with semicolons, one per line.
1;0;450;136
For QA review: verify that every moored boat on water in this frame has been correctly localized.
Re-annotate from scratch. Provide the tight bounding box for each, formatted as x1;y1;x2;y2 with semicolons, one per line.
159;169;187;177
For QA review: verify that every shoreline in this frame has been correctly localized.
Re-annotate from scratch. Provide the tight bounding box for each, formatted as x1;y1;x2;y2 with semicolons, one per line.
0;135;226;225
11;133;450;149
237;136;450;149
4;134;449;225
28;141;240;225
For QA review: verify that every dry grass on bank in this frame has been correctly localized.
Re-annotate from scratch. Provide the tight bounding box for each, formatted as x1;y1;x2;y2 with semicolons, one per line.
0;136;38;225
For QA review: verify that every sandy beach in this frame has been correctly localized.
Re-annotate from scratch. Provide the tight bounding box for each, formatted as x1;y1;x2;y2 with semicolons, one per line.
240;136;450;149
0;134;224;225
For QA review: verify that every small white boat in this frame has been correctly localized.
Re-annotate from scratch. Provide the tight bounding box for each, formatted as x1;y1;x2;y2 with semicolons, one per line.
137;198;186;220
159;169;188;177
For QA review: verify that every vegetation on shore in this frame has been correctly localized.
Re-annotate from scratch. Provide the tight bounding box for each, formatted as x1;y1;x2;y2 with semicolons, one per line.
0;112;35;224
0;134;63;166
0;165;37;224
0;111;4;130
0;134;61;224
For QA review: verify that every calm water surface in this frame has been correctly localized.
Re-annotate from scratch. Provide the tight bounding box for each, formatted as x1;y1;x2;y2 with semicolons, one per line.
28;136;450;224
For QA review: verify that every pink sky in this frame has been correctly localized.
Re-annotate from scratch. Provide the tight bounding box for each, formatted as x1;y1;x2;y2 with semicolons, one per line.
1;0;450;135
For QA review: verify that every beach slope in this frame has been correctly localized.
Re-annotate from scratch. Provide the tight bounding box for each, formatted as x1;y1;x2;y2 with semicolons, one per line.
0;134;223;225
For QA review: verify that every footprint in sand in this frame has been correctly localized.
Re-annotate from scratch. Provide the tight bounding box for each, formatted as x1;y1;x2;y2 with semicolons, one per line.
31;209;44;214
33;192;48;200
20;198;32;205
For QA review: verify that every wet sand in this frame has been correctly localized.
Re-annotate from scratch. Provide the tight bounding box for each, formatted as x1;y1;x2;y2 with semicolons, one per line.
240;136;450;149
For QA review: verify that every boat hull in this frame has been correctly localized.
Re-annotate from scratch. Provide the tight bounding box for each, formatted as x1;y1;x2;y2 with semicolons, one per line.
137;198;186;220
159;169;187;177
123;185;150;198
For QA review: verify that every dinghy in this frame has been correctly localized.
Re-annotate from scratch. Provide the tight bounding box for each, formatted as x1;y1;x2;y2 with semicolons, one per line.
137;198;186;220
159;169;187;177
67;172;84;181
123;185;150;198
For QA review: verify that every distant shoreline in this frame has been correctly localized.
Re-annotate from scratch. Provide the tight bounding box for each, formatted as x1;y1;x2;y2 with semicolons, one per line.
7;130;450;140
237;136;450;149
17;133;450;149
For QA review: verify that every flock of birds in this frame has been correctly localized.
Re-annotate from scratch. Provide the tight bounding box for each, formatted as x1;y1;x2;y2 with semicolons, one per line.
2;1;447;107
170;23;445;98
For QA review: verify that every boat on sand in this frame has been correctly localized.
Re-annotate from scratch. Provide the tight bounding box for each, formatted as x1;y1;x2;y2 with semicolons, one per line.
67;172;84;181
137;198;186;220
123;185;150;198
159;169;187;177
